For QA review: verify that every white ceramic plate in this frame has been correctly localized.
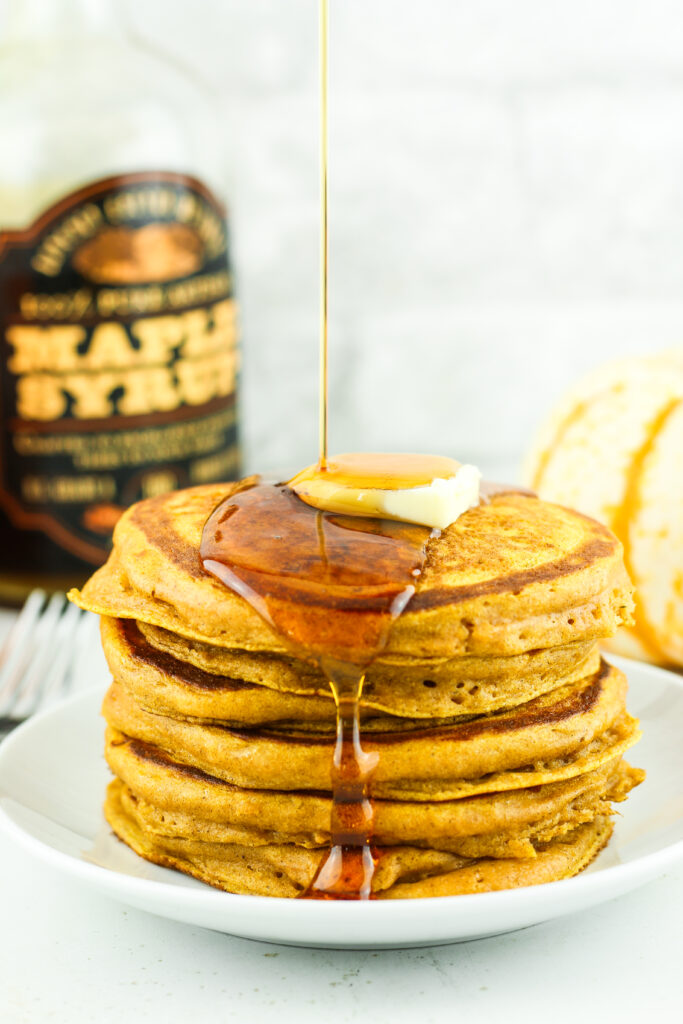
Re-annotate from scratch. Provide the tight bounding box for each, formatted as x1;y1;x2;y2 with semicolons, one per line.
0;655;681;949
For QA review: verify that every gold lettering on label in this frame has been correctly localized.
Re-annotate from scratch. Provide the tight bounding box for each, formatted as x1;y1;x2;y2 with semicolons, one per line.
165;271;231;309
175;193;199;223
19;288;93;321
96;286;165;318
60;371;121;419
178;299;237;358
100;187;226;258
31;204;103;276
117;367;178;416
12;406;236;470
15;374;69;421
7;325;86;374
177;308;213;358
82;323;135;371
130;315;185;364
6;299;238;422
103;187;178;223
17;273;232;322
177;349;236;406
13;356;237;421
27;186;226;278
22;474;116;503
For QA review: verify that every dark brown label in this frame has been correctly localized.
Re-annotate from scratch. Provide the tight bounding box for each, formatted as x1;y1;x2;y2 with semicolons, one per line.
0;171;240;566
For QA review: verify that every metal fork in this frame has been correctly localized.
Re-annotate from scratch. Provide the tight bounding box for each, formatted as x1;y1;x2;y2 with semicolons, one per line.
0;590;98;734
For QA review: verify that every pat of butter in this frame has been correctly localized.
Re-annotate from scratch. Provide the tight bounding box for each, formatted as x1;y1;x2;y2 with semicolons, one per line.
288;454;481;530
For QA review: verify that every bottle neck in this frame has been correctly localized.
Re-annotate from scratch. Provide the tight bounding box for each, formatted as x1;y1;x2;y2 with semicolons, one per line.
4;0;123;41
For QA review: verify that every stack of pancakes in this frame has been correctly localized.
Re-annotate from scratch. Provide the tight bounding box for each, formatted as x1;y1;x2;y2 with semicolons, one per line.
70;480;644;898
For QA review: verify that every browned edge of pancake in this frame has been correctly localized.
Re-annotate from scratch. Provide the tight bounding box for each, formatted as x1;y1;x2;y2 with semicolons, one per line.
153;661;612;748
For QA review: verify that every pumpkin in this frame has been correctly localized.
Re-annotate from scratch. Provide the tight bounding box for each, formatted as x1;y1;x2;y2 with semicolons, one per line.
524;348;683;667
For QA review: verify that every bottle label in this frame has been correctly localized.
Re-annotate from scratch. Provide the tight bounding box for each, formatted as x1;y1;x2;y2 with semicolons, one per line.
0;171;240;565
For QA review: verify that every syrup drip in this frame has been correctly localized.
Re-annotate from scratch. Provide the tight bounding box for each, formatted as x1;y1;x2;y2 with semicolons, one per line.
305;661;380;900
200;482;435;899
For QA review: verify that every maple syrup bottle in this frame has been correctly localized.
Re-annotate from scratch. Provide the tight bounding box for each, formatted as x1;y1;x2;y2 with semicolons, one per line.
0;0;241;602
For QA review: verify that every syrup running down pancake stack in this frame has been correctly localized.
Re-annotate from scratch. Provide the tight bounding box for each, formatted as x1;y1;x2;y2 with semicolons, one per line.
70;477;644;899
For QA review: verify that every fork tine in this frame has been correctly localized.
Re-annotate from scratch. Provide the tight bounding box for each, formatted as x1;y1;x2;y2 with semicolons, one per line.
37;603;86;711
0;589;48;716
9;592;67;719
0;589;46;676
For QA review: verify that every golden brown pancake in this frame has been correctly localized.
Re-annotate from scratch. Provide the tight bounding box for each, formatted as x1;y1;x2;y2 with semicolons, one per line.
381;820;613;900
104;727;643;850
118;617;602;721
104;779;615;898
69;482;634;660
101;660;637;799
109;756;640;859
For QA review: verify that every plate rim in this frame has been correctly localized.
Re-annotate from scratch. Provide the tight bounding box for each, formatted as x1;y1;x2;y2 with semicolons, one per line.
0;654;682;921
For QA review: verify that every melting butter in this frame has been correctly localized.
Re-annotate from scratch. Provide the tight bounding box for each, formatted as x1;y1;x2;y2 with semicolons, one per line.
288;453;481;530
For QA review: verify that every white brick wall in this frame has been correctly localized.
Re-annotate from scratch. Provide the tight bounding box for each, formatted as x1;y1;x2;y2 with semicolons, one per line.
41;3;683;474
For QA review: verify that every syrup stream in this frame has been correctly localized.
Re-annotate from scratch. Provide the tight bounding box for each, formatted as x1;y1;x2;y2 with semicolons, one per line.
319;0;329;469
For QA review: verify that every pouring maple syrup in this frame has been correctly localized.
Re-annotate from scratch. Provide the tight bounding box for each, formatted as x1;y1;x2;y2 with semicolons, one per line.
201;0;482;899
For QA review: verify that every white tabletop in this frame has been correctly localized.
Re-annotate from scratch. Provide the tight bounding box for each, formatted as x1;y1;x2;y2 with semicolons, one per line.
0;608;680;1023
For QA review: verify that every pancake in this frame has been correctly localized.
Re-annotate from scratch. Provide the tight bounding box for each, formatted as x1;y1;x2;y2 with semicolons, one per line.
381;819;613;900
101;660;638;799
115;780;585;859
111;755;639;859
69;481;635;660
124;618;602;721
104;617;343;728
105;728;642;847
104;779;614;898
